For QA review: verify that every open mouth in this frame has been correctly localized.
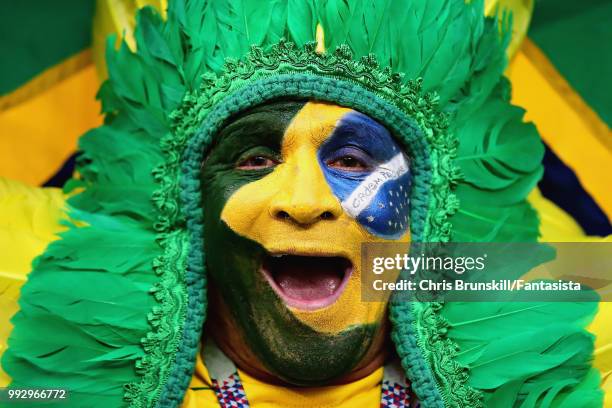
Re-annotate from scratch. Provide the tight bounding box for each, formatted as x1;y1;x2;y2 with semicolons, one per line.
261;254;353;311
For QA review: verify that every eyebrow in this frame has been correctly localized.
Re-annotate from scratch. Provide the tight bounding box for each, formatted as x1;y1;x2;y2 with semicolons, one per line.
214;101;306;147
333;112;391;142
217;112;284;146
320;111;401;162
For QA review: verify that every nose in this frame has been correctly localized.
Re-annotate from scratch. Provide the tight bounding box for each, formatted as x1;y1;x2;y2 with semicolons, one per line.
269;154;343;226
273;203;339;225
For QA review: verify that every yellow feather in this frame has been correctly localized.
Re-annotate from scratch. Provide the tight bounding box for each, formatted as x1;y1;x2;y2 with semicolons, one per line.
315;24;326;54
0;178;68;386
484;0;534;59
93;0;168;80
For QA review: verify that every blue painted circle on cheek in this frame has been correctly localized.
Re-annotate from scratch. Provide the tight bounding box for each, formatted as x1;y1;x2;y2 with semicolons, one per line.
356;172;412;238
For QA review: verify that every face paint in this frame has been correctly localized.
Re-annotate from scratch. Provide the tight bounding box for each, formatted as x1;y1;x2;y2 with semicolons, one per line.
202;101;411;385
318;111;411;238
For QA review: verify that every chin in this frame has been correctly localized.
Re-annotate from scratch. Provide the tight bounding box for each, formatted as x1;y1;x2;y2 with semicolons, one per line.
238;276;382;386
247;315;379;386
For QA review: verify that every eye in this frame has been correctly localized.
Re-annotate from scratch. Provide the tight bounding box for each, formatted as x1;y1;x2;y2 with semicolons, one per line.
236;155;279;170
327;155;370;172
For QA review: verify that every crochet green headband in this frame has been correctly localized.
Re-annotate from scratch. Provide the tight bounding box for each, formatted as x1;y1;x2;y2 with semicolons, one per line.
5;1;600;407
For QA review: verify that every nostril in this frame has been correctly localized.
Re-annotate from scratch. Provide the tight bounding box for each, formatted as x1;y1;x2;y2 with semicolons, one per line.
276;210;291;220
320;211;334;220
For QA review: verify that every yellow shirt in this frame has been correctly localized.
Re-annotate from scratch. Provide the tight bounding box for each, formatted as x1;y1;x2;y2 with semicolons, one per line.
181;352;383;408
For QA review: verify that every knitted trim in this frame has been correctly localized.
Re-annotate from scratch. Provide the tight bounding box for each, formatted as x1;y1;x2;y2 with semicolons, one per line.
123;125;193;405
128;40;473;408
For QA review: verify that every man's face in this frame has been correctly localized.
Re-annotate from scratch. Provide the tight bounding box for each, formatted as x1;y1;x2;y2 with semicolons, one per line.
201;100;411;385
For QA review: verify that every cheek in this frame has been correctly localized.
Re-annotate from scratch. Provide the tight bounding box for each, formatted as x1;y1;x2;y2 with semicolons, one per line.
201;164;277;234
352;171;411;238
201;169;274;286
219;169;286;239
320;157;412;239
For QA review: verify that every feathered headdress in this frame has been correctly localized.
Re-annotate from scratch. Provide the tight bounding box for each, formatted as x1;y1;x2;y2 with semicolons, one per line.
2;0;601;407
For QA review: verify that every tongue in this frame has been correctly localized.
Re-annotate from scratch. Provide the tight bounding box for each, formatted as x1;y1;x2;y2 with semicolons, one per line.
275;270;342;301
272;258;343;301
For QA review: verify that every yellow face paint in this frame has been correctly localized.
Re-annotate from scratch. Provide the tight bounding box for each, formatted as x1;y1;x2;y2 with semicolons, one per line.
221;101;410;334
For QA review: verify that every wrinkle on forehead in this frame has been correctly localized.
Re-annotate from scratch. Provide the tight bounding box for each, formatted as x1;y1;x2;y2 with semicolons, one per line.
281;102;353;154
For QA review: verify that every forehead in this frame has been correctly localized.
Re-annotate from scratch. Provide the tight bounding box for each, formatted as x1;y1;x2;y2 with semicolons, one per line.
282;102;351;150
215;99;401;153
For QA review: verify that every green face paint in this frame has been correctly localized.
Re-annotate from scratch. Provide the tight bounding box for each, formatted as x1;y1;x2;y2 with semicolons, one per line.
201;100;399;385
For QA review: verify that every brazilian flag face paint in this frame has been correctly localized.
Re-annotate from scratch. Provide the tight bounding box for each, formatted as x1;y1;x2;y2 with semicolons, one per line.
318;111;411;238
201;100;411;385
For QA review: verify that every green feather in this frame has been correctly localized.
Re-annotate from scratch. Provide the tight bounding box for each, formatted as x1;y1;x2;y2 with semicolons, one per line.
287;0;316;46
443;298;602;406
